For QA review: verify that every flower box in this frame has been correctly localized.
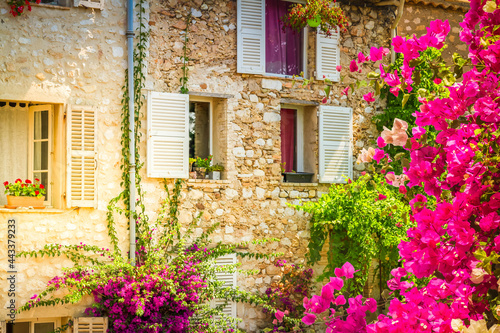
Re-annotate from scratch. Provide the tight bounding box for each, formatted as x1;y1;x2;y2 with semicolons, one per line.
282;172;314;183
6;195;45;209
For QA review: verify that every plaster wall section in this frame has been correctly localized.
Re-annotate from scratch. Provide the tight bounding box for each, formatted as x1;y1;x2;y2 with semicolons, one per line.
0;0;130;321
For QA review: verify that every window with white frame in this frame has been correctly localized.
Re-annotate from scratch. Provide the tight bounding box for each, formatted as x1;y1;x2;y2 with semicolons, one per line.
237;0;340;80
147;92;227;179
280;104;352;183
0;101;97;209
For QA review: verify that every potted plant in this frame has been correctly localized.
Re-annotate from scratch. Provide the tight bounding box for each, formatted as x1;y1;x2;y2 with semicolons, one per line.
3;178;46;208
189;157;197;179
194;155;212;179
208;164;224;180
282;0;349;36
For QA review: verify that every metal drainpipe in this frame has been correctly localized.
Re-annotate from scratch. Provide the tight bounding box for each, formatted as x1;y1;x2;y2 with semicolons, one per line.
391;0;405;63
126;0;136;265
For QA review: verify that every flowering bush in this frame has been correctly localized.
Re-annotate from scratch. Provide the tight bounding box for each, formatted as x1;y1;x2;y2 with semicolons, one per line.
295;173;411;295
283;0;348;36
7;0;40;17
299;0;500;331
19;180;280;332
262;260;314;332
4;178;45;198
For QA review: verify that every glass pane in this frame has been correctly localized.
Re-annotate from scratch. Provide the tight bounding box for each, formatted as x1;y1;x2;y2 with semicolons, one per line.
33;172;48;199
34;323;54;333
10;322;30;333
34;110;49;140
33;141;49;171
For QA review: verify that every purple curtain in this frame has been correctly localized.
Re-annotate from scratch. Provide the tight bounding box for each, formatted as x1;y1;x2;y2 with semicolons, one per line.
281;108;296;172
265;0;302;76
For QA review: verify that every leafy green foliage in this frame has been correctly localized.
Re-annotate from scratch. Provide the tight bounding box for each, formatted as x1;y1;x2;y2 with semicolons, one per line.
180;14;191;94
294;174;412;295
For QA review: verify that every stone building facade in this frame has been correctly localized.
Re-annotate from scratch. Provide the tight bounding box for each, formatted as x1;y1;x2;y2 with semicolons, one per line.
0;0;398;331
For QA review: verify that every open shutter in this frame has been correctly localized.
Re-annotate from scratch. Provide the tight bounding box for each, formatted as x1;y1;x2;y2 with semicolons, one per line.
316;28;340;81
237;0;265;74
212;254;237;318
67;105;97;208
74;317;108;333
76;0;104;10
147;92;189;179
319;106;352;183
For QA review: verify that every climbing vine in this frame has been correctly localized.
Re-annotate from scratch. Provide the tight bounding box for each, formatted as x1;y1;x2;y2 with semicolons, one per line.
180;14;192;94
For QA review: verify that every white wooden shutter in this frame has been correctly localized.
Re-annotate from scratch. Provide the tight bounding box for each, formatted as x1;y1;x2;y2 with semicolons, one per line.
74;317;108;333
67;105;97;208
212;254;237;318
76;0;104;10
237;0;265;74
316;28;340;81
319;106;352;183
147;92;189;179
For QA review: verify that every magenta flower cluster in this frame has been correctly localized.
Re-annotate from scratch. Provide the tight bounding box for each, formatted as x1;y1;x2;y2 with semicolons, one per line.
300;0;500;331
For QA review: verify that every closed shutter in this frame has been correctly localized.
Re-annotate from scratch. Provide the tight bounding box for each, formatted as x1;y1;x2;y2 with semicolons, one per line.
74;317;108;333
76;0;104;10
316;28;340;81
67;105;97;208
319;106;352;183
147;92;189;179
212;254;237;318
237;0;265;74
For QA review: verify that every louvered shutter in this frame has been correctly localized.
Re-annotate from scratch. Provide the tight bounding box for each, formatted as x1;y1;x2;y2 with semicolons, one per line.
319;106;352;183
147;92;189;179
74;317;108;333
237;0;265;74
212;254;237;318
316;28;340;81
76;0;104;10
67;105;97;208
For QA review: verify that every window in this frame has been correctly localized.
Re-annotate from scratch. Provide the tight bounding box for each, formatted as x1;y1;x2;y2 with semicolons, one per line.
280;105;316;180
265;0;304;76
0;101;97;209
6;318;59;333
280;104;353;183
237;0;340;80
147;92;227;179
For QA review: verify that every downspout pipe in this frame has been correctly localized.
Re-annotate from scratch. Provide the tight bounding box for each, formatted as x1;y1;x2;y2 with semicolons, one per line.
126;0;136;265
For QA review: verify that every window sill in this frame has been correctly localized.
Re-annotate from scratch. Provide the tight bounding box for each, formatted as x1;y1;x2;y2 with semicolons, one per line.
0;207;69;214
31;3;71;9
279;182;319;187
186;179;230;191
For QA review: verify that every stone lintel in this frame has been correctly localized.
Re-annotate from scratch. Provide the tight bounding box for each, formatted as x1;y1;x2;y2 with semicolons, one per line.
280;98;319;106
188;91;234;99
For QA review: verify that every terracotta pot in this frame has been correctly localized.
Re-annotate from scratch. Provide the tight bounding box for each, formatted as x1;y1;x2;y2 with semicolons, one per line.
6;195;45;209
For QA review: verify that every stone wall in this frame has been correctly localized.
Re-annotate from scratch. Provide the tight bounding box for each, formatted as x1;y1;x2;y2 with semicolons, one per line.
146;1;395;330
0;0;129;322
398;1;469;60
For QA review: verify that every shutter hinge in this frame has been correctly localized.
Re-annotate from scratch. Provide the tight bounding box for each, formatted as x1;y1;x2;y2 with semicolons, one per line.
313;71;317;77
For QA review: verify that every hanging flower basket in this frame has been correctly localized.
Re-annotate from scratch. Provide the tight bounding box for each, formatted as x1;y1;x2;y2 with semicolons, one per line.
307;15;322;28
282;0;349;36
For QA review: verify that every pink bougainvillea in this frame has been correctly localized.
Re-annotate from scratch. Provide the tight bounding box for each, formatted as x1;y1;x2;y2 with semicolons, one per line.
302;0;500;331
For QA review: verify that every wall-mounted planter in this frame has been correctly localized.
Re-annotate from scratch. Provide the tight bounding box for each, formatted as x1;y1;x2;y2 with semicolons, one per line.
282;172;314;183
6;195;45;209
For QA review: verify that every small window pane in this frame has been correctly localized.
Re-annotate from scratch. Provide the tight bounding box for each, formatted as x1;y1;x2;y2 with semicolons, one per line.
33;141;49;171
9;321;30;333
34;110;49;140
34;323;55;333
